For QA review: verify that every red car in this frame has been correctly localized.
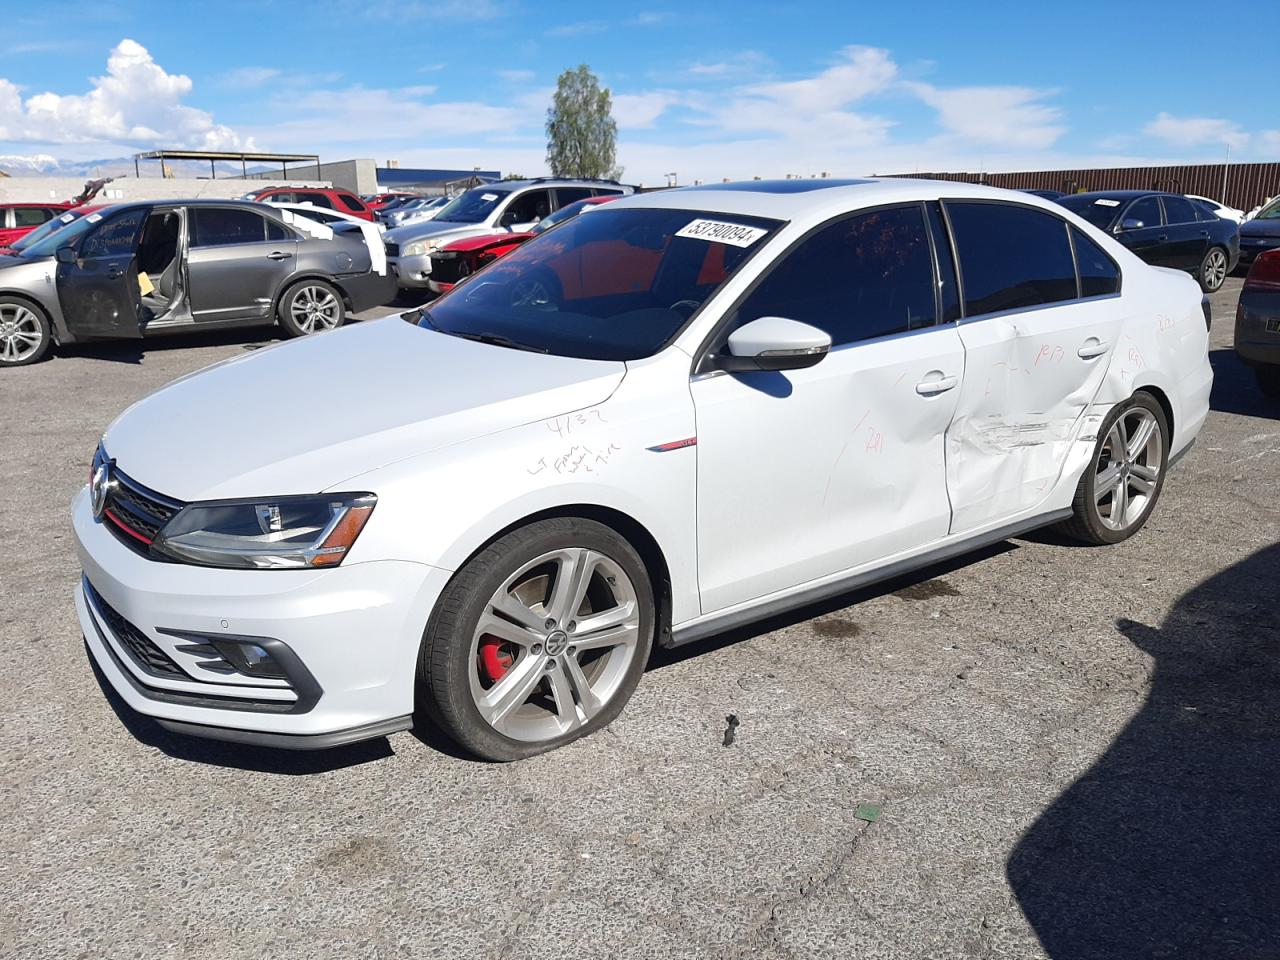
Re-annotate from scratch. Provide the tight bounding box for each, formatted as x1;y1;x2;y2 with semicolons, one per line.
0;202;76;248
427;195;619;293
364;192;419;211
243;186;375;221
0;205;106;256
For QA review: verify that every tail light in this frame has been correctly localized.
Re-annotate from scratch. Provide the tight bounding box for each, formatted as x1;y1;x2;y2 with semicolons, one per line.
1243;249;1280;292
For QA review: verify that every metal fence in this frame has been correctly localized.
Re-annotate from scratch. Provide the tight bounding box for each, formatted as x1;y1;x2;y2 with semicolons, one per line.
879;162;1280;212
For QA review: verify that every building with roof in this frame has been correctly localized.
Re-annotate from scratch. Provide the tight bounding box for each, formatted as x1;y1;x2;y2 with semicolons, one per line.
236;158;501;196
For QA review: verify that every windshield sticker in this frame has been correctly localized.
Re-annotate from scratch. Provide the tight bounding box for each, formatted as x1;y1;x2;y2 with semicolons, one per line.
86;213;103;223
481;193;498;201
1094;199;1121;207
675;219;768;247
59;213;75;223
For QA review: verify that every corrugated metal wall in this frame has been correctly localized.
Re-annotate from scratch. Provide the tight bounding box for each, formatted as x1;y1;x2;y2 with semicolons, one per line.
880;162;1280;212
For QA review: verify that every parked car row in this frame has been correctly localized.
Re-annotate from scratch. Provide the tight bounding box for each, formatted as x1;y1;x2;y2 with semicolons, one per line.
0;199;394;366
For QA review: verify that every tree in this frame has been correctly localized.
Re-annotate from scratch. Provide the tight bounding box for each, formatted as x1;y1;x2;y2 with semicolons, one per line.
545;65;622;181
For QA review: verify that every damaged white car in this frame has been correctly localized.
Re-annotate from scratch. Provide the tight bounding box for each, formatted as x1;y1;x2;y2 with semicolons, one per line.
74;179;1211;760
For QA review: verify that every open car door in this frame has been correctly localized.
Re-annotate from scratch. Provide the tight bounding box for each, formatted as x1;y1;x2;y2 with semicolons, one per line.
56;208;147;340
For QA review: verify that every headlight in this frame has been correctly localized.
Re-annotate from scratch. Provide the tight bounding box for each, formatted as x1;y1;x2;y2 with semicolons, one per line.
154;493;376;570
403;238;444;257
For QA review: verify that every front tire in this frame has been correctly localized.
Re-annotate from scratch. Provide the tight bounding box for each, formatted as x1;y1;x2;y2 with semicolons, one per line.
278;280;346;338
1198;246;1228;293
419;517;654;761
0;297;52;367
1057;393;1169;545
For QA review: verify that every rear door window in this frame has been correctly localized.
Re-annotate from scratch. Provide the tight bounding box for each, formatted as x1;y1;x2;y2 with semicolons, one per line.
298;191;335;209
1071;227;1121;297
554;187;593;207
945;201;1077;317
733;203;938;346
1162;196;1198;225
14;207;54;227
337;193;366;213
191;208;275;247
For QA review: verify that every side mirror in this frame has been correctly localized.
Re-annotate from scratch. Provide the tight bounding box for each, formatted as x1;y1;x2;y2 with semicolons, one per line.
55;246;77;264
1119;218;1145;231
499;210;520;227
715;316;831;373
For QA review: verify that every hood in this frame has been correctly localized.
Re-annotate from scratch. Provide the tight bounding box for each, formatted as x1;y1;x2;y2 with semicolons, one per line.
445;231;533;253
1241;218;1280;239
103;316;626;501
385;219;487;244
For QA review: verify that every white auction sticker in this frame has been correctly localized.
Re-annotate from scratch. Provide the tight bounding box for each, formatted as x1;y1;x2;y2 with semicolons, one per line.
675;219;768;247
59;213;75;223
86;213;103;222
481;193;498;201
1094;199;1121;207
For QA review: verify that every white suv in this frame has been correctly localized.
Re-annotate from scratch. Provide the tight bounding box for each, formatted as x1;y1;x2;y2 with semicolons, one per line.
73;179;1212;760
384;178;630;289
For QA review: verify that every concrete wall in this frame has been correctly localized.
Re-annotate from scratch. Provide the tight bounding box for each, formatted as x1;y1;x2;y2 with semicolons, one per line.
237;159;379;195
0;176;328;204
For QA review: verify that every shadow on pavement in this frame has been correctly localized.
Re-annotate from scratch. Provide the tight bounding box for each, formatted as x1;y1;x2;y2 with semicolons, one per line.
1007;543;1280;958
1209;347;1280;420
58;326;280;365
87;649;396;774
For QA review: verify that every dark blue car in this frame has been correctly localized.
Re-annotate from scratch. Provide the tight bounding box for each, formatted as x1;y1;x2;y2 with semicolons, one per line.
1056;190;1239;293
1238;197;1280;270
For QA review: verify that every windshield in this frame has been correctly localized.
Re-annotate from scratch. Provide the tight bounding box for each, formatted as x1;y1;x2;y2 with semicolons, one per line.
20;212;103;259
432;187;511;224
10;209;87;252
418;207;781;360
1056;195;1123;229
1256;198;1280;220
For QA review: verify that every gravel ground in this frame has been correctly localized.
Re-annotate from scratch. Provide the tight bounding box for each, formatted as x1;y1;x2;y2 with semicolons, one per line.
2;278;1277;959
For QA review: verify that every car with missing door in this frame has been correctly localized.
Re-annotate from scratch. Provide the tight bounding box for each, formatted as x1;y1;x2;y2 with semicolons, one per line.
1056;190;1239;293
0;199;394;367
72;179;1211;760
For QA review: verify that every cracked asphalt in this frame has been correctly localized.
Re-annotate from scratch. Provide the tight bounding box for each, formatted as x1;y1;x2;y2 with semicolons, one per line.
2;278;1277;959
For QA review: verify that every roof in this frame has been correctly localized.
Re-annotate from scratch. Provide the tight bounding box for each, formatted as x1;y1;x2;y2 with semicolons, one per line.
133;149;320;164
377;168;501;186
1060;189;1164;201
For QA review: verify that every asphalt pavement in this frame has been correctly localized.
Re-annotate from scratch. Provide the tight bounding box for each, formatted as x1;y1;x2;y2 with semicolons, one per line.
2;278;1277;959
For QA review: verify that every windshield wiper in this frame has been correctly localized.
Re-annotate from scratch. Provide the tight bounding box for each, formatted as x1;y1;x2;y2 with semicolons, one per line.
448;331;549;354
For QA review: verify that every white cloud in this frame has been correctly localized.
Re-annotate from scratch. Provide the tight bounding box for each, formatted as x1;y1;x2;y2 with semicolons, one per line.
741;45;896;115
499;70;535;83
546;20;608;37
612;91;682;129
0;39;252;150
1143;112;1245;147
219;66;281;89
908;82;1065;149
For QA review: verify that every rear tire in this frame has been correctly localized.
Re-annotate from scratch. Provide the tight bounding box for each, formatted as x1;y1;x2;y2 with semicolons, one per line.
0;296;52;367
1198;246;1228;293
278;280;346;338
1057;393;1170;545
1257;365;1280;399
418;517;654;761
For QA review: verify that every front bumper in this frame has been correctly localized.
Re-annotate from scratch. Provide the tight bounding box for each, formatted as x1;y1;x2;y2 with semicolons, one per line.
389;253;433;289
72;487;451;748
1238;240;1280;266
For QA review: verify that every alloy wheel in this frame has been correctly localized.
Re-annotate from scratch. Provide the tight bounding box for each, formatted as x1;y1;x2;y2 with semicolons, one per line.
0;304;44;364
468;547;642;743
289;286;342;333
1093;407;1164;532
1203;249;1227;291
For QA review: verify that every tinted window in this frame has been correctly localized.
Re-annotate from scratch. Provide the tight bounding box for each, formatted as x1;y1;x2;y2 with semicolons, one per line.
1162;196;1197;225
1124;197;1161;229
1193;200;1222;222
555;187;593;206
80;210;145;259
14;207;53;227
337;194;365;212
593;188;625;197
191;208;275;247
947;201;1076;317
266;218;290;241
734;204;936;346
1072;228;1120;298
296;192;334;209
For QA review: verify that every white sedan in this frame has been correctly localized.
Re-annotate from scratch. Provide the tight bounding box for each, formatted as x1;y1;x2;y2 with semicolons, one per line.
1187;194;1245;223
73;179;1212;759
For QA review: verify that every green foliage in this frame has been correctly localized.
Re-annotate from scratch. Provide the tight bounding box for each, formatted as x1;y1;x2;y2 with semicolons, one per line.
545;64;622;181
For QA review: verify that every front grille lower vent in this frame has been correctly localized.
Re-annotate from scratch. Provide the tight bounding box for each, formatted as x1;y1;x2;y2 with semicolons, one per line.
86;581;186;680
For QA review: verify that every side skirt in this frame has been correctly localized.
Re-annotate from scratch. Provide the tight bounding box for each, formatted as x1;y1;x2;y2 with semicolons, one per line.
666;507;1074;648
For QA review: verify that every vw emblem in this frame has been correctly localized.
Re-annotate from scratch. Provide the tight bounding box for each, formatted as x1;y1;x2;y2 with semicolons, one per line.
545;629;569;656
90;461;113;520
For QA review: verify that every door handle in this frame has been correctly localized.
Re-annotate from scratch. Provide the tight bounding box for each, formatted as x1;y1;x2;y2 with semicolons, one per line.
1157;235;1168;241
1078;338;1110;359
105;269;123;280
267;251;294;261
915;373;958;396
1200;230;1209;237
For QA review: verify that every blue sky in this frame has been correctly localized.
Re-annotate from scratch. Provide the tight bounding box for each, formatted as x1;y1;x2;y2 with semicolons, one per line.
1;0;1276;183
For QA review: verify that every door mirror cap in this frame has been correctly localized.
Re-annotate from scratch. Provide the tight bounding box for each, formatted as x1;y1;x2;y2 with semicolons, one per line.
1119;218;1145;232
55;246;76;264
717;316;831;372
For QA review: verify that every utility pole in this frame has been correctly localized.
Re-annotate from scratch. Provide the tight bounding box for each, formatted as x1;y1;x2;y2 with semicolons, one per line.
1222;142;1231;204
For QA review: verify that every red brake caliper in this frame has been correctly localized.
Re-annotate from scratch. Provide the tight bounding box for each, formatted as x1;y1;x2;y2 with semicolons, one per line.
478;636;515;683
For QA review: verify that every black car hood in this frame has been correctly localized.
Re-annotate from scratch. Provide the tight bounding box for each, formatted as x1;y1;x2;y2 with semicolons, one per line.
1242;219;1280;239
